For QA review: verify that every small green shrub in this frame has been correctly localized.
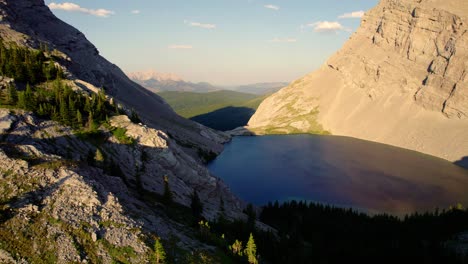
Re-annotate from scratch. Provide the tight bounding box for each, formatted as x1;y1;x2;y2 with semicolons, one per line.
111;127;135;145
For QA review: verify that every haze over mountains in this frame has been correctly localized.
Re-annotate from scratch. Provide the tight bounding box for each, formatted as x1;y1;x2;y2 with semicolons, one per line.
128;69;288;94
249;0;468;162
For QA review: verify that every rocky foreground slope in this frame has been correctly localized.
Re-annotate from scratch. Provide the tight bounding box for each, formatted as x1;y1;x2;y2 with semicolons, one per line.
0;109;243;262
0;0;250;262
248;0;468;162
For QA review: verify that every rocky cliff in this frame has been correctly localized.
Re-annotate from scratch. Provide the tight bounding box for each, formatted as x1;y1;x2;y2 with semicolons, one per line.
248;0;468;162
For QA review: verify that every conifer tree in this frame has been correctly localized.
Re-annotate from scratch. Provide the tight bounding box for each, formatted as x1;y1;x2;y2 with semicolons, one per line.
59;98;69;125
87;111;94;131
130;109;141;123
6;84;18;105
154;238;166;264
25;83;35;110
94;148;104;164
16;91;26;109
68;95;76;118
244;233;258;264
76;110;83;127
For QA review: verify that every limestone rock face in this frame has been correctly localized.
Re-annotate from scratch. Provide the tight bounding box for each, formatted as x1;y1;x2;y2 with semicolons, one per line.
0;0;228;156
249;0;468;162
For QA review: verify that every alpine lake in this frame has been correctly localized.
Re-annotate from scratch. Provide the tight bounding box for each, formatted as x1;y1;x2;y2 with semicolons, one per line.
208;135;468;215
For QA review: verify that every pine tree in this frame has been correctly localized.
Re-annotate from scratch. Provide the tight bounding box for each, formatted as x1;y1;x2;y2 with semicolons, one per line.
6;84;18;105
76;110;83;127
87;111;95;131
84;97;92;114
24;83;35;110
162;175;173;204
68;95;76;120
94;148;104;164
154;238;166;263
130;109;141;123
16;92;26;109
59;98;69;125
244;233;258;264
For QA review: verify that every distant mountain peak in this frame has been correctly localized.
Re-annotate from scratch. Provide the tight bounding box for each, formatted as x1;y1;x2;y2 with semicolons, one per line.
127;69;183;82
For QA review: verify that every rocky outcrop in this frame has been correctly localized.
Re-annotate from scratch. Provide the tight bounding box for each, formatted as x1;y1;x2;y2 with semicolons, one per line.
0;109;244;262
0;109;243;218
0;0;228;156
248;0;468;162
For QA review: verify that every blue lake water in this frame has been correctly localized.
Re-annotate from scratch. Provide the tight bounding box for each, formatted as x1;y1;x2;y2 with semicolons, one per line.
208;135;468;215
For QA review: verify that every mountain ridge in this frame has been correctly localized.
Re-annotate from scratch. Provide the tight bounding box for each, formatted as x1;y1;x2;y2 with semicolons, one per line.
0;0;228;156
128;69;288;94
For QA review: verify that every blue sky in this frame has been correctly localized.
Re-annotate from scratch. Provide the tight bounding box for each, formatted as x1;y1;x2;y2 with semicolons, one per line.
45;0;379;85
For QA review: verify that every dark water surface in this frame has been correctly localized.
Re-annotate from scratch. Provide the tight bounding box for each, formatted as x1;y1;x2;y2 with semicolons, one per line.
208;135;468;215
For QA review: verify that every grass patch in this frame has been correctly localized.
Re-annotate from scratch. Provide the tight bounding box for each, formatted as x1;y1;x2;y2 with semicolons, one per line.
0;214;59;263
253;107;330;135
99;220;125;229
111;127;135;145
100;239;138;264
33;160;79;170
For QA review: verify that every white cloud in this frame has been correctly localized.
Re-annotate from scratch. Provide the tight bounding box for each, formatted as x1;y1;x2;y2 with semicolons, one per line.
131;10;141;15
338;10;365;19
264;4;279;11
269;38;297;43
185;21;216;29
48;2;115;18
168;45;193;49
308;21;346;33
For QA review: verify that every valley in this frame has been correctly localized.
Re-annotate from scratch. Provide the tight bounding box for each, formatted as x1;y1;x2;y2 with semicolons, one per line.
157;90;268;131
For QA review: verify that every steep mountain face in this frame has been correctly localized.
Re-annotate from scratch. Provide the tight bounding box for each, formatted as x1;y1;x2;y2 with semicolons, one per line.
249;0;468;162
128;70;219;93
0;0;248;261
0;0;227;156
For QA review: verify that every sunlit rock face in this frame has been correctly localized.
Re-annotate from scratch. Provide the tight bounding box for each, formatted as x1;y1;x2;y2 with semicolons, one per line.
249;0;468;162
